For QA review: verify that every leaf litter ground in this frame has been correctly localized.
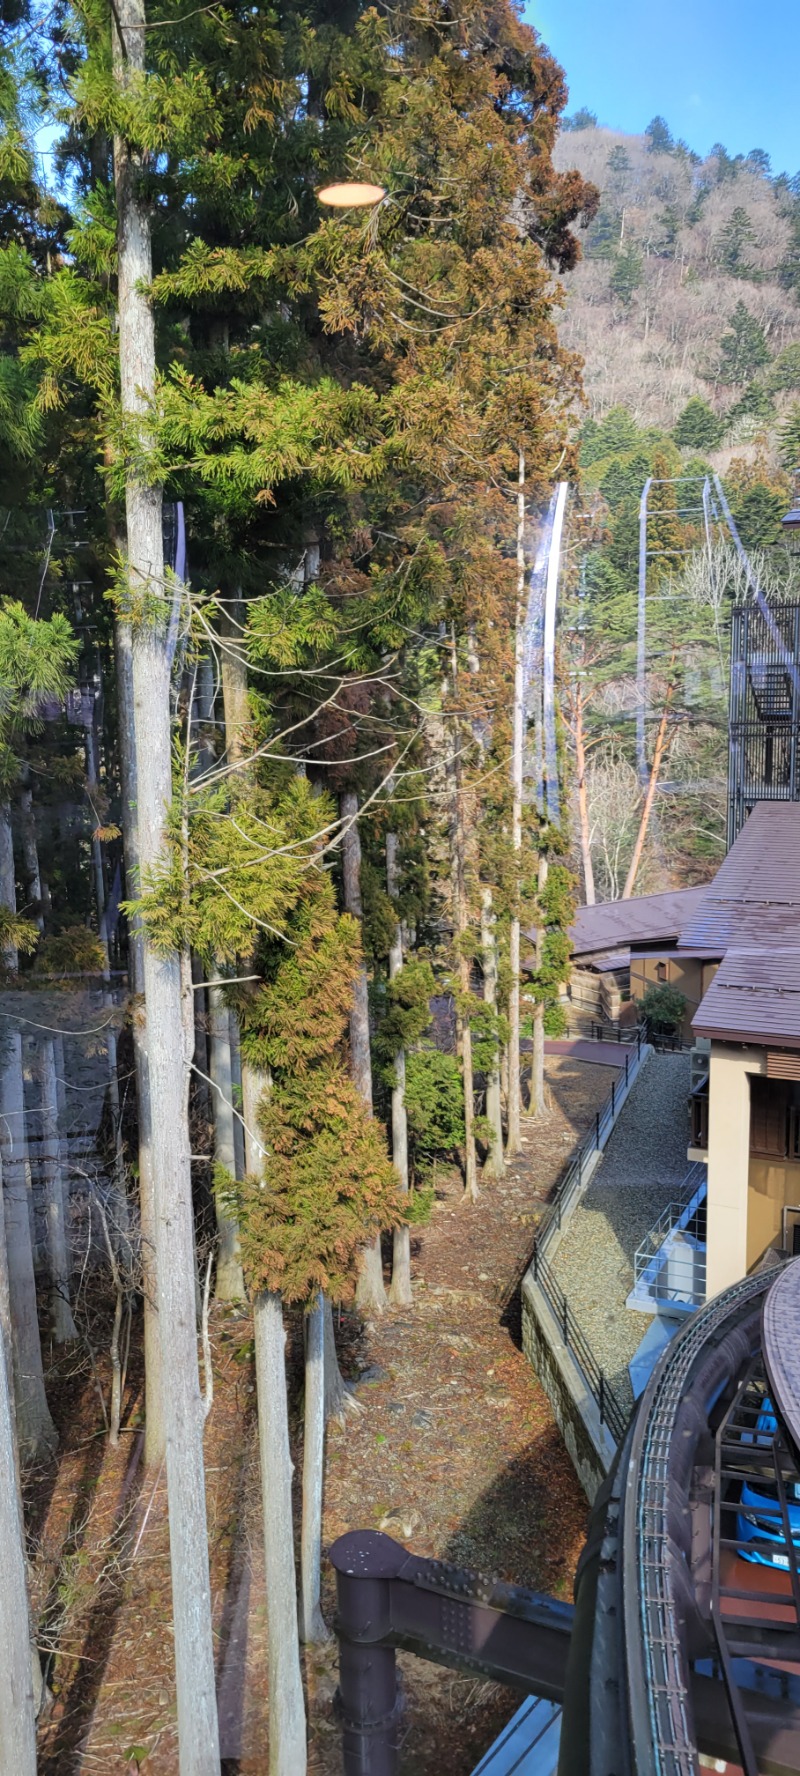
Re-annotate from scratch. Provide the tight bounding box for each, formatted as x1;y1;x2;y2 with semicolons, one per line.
29;1054;616;1774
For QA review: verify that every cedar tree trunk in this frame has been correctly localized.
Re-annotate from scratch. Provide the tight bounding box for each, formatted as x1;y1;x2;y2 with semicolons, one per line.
386;832;412;1302
507;449;526;1158
113;2;220;1761
340;792;386;1311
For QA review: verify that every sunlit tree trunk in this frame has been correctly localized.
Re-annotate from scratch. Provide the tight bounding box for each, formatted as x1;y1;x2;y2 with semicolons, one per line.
116;605;163;1466
386;832;412;1302
0;803;56;1461
0;1296;37;1775
531;855;548;1118
573;687;596;906
213;593;248;1294
300;1292;328;1643
37;1038;76;1343
481;888;504;1174
242;1063;308;1773
18;767;44;931
622;673;676;900
507;449;526;1158
209;985;245;1299
113;1;220;1760
341;792;386;1311
447;705;478;1203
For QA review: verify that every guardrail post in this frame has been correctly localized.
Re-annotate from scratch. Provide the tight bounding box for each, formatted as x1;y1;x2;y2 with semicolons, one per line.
599;1371;605;1425
562;1296;568;1343
329;1531;404;1776
595;1110;600;1149
533;1241;538;1281
611;1079;616;1118
625;1052;629;1087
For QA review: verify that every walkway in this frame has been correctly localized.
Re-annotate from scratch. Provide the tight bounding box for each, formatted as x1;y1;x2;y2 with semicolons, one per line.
550;1052;692;1412
545;1037;634;1068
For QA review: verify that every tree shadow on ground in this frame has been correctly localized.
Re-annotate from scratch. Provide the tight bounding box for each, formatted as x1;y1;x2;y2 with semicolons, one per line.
37;1430;145;1775
387;1431;588;1775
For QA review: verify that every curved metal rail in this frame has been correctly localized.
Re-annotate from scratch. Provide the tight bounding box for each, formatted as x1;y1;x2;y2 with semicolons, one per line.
623;1268;771;1776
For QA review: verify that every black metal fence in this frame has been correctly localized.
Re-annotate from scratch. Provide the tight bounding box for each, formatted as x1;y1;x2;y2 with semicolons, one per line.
531;1245;629;1444
728;599;800;846
528;1030;647;1443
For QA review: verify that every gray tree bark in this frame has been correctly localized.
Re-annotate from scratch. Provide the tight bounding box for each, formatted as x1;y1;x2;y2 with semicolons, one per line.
0;802;57;1461
300;1293;328;1643
243;1063;308;1774
113;2;220;1761
341;792;386;1311
386;833;411;1304
116;594;163;1466
446;690;478;1202
0;1308;37;1775
531;855;548;1118
481;888;505;1175
209;986;245;1299
229;1013;246;1181
254;1291;308;1776
18;768;44;931
37;1038;76;1343
215;593;249;1284
507;449;526;1159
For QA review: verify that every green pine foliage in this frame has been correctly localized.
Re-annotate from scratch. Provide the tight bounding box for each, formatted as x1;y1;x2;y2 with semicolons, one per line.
673;398;723;450
716;301;770;386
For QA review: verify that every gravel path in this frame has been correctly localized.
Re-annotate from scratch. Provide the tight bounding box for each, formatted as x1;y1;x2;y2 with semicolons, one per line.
551;1051;692;1411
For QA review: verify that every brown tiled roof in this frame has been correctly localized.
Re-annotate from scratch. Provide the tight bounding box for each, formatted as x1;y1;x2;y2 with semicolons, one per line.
678;802;800;954
570;886;708;960
693;947;800;1049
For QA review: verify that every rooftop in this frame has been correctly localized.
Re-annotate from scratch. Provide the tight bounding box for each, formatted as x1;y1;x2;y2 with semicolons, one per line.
678;802;800;955
693;947;800;1050
570;887;708;961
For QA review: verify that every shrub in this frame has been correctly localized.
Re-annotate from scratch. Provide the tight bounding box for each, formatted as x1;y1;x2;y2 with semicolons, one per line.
639;983;686;1035
404;1047;465;1182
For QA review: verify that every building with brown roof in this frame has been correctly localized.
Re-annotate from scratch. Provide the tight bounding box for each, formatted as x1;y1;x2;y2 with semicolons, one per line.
568;801;800;1299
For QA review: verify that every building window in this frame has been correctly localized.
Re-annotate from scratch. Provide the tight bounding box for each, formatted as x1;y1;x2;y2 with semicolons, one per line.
749;1076;800;1158
656;961;668;982
691;1080;709;1150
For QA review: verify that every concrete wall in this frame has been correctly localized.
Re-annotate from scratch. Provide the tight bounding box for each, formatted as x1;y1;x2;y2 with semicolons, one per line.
521;1277;616;1503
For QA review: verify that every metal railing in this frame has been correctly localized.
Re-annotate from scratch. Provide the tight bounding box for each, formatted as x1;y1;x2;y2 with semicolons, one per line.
631;1162;707;1310
528;1030;649;1442
534;1031;645;1254
531;1243;629;1443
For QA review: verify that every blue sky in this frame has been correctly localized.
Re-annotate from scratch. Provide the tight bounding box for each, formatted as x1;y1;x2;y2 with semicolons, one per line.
524;0;800;177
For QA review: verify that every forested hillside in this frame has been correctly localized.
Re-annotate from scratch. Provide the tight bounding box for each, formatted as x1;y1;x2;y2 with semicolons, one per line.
551;117;800;899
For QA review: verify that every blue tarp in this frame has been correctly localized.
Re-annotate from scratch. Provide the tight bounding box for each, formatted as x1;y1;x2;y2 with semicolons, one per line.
470;1697;561;1776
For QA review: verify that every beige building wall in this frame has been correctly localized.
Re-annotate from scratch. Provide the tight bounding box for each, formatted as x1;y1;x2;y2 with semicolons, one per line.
705;1043;765;1299
630;955;716;1043
747;1156;800;1269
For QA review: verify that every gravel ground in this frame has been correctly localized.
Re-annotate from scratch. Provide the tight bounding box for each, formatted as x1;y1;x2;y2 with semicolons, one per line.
550;1051;692;1411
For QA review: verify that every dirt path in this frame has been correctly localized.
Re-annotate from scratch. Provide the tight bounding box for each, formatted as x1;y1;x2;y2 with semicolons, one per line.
32;1055;615;1775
